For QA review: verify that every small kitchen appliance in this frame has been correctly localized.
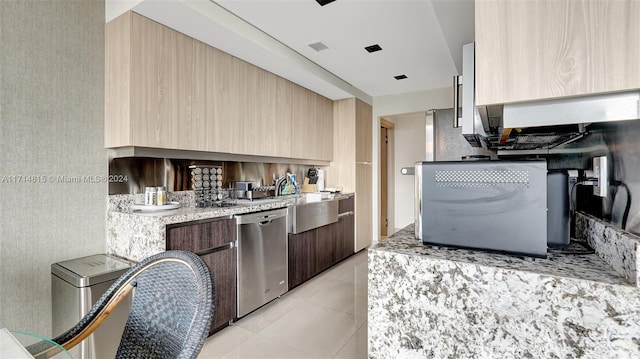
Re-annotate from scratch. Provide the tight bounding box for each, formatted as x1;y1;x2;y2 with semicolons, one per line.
547;169;570;247
317;169;325;191
415;159;548;257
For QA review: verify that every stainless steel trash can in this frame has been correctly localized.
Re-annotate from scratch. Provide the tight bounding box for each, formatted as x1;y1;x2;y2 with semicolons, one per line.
51;254;132;359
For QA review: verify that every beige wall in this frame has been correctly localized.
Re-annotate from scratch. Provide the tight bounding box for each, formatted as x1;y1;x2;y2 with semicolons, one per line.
0;0;106;335
372;87;452;242
385;113;430;230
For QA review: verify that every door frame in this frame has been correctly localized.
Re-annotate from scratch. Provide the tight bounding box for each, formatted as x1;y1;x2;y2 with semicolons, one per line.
380;118;394;238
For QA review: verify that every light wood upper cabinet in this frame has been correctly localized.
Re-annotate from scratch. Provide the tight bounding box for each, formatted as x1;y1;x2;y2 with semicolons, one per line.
475;0;640;106
106;12;194;149
106;11;331;162
191;40;208;151
105;12;132;148
194;44;285;157
273;76;294;157
291;84;333;161
239;65;281;157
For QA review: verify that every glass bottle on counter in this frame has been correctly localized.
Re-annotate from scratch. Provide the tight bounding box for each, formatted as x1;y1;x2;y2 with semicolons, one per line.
144;187;157;206
156;186;167;205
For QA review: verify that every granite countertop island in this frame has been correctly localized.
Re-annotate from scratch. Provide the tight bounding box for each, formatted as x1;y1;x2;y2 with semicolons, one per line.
368;213;640;358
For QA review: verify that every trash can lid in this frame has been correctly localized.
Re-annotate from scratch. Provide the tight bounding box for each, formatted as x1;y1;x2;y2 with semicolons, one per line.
51;254;132;287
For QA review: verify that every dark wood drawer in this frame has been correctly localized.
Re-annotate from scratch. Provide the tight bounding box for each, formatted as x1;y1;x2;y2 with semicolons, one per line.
338;197;354;214
166;218;236;252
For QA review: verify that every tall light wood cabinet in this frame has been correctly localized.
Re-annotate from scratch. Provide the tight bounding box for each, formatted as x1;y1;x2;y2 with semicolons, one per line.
475;0;640;106
106;12;194;149
355;99;372;163
330;98;373;252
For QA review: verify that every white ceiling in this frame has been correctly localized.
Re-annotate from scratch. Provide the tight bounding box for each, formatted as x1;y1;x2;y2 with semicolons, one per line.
107;0;474;101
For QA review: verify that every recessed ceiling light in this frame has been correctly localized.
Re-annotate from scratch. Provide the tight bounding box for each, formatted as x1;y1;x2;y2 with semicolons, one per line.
316;0;336;6
365;44;382;53
394;75;408;80
308;40;330;52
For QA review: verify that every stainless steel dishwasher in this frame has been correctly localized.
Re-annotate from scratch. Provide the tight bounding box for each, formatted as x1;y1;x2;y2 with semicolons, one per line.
235;208;288;318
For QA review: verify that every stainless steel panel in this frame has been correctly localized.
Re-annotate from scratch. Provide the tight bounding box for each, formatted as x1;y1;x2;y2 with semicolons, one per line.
571;120;640;235
51;254;132;287
109;157;316;196
417;160;548;257
547;170;570;247
433;109;496;161
288;200;339;234
236;209;288;318
425;111;434;161
461;42;484;147
503;91;640;129
453;75;462;128
415;162;424;241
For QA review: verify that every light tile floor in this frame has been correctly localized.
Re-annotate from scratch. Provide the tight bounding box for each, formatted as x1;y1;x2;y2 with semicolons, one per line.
199;250;368;359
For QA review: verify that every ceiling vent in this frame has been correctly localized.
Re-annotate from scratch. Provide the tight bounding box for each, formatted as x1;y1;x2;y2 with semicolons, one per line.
316;0;336;6
394;75;408;80
308;40;330;52
365;44;382;53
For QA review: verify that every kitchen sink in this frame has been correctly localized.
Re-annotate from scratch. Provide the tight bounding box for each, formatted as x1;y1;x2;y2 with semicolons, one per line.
288;198;339;234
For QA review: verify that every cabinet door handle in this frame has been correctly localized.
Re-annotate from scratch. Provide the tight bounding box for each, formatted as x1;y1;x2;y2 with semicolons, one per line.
195;242;233;256
338;211;354;218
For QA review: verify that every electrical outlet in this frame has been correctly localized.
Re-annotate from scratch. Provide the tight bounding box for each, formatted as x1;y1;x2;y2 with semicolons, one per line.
593;156;608;197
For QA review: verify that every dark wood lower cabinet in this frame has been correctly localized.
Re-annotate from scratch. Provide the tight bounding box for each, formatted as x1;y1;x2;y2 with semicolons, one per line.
166;218;237;335
316;222;338;273
288;207;355;290
199;248;237;333
337;197;356;262
288;230;317;289
336;214;355;261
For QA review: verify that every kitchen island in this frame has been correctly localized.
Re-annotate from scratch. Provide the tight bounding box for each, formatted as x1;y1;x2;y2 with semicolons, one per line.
368;213;640;358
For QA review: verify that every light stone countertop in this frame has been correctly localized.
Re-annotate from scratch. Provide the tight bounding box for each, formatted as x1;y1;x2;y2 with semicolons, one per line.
368;214;640;358
106;195;294;262
371;224;632;286
106;191;354;262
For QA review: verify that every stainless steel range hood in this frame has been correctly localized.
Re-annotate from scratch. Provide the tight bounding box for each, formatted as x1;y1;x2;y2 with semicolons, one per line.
460;42;640;152
503;91;640;128
460;42;486;148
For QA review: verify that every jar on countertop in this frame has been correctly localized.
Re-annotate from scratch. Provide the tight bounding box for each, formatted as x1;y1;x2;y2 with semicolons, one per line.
156;186;167;205
144;187;157;206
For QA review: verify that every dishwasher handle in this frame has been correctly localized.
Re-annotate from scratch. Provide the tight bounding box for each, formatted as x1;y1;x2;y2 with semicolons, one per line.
235;208;288;225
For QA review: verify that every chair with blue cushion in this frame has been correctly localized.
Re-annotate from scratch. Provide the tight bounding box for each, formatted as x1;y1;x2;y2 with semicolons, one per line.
29;250;214;359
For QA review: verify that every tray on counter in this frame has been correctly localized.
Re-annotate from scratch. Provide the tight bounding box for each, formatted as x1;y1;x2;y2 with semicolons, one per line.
132;202;181;212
